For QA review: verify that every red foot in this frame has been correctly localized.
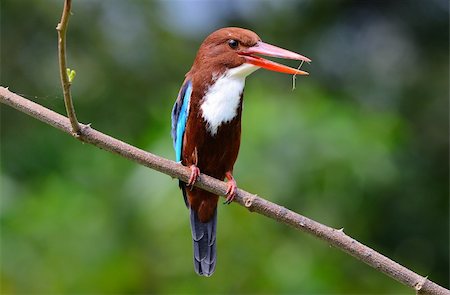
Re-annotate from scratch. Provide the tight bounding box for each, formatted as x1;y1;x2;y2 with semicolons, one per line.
224;171;237;205
187;165;200;188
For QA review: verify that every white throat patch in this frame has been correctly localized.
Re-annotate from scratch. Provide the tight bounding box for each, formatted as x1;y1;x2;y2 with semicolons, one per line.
201;63;259;136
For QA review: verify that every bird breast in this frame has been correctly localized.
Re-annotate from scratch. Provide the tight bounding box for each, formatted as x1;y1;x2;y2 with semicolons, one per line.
200;63;258;136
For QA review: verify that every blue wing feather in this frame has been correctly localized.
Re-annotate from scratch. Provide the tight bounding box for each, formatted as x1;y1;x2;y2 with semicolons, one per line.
171;80;192;162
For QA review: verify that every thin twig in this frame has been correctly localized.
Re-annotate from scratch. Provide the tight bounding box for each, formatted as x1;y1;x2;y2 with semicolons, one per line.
56;0;80;135
292;60;304;90
1;87;448;295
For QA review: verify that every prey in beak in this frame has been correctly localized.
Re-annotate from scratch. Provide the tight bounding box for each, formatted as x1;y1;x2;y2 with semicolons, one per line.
238;41;311;75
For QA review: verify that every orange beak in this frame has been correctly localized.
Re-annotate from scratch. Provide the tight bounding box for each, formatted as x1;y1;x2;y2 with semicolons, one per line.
238;41;311;75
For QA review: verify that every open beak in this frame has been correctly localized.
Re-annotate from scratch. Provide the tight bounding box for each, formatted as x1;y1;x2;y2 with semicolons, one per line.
238;41;311;75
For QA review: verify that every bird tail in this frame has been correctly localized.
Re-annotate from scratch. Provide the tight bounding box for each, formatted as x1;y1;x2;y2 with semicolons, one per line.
190;207;217;277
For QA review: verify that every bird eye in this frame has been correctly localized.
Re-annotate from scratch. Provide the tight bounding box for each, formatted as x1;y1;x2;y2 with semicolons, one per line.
228;39;239;49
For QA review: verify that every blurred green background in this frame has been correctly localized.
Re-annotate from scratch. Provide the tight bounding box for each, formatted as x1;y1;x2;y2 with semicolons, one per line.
1;0;448;294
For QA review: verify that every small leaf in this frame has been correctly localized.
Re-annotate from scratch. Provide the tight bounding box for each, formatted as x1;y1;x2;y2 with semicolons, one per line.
66;68;76;83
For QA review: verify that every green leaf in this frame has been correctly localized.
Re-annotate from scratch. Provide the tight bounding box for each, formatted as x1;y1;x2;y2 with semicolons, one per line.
66;68;76;83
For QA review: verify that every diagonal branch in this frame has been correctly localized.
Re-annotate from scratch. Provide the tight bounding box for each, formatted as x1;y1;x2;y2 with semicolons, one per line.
1;87;448;295
56;0;80;135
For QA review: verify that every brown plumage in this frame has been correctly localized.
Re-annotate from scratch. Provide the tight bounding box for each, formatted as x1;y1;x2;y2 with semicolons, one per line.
182;28;260;223
182;95;242;222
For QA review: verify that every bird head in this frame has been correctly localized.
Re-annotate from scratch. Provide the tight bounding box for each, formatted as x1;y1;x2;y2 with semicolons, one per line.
189;27;310;79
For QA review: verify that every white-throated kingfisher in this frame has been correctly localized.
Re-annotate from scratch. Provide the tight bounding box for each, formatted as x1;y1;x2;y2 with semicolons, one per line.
171;27;310;276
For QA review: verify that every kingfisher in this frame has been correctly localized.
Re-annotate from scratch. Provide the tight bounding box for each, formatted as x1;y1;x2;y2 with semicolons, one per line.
171;27;310;276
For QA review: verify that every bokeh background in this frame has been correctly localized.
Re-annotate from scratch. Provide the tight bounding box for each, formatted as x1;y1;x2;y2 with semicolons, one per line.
1;0;448;294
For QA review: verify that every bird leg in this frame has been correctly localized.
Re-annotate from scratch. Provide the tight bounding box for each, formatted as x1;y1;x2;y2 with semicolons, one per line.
224;171;237;205
187;147;200;188
187;165;200;188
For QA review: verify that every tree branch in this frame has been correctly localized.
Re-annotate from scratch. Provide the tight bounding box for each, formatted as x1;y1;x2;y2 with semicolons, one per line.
56;0;80;134
1;87;448;295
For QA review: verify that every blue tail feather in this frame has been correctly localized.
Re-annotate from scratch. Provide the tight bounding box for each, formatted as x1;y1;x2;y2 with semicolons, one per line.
190;208;217;277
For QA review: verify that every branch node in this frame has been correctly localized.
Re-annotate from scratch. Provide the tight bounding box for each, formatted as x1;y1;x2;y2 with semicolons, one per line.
71;123;92;140
82;123;92;130
244;194;256;208
414;276;428;292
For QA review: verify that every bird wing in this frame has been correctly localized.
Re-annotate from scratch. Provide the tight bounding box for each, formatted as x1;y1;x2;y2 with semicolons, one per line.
171;79;193;207
171;79;193;162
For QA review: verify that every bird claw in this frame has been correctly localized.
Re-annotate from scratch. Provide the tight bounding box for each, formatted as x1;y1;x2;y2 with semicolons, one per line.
187;165;200;188
223;172;237;205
